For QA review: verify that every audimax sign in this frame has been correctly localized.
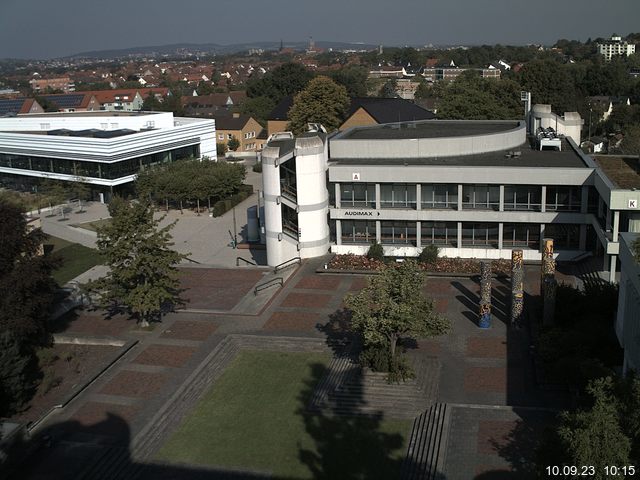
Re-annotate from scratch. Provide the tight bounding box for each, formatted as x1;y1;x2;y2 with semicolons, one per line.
344;210;381;216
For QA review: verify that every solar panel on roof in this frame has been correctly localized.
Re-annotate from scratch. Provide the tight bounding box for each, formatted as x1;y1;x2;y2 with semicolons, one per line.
41;94;85;108
0;98;26;115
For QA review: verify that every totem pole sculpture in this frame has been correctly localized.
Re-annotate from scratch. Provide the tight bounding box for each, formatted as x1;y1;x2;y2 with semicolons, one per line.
541;238;557;325
511;249;524;326
479;261;492;328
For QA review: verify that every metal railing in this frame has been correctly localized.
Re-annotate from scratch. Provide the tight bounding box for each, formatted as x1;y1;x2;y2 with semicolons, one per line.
254;277;283;295
274;256;301;273
236;257;257;266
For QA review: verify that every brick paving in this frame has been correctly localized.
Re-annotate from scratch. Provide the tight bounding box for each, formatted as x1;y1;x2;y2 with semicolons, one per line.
280;292;333;308
53;311;133;336
68;402;140;443
132;345;197;368
23;261;570;480
160;319;218;341
263;311;321;331
179;267;264;310
99;371;168;398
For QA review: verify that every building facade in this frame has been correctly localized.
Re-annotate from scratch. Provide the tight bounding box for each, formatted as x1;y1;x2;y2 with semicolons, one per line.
262;108;640;281
0;111;216;201
598;35;636;61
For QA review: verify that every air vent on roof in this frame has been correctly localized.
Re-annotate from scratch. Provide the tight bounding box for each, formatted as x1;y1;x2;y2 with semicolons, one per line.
504;151;522;158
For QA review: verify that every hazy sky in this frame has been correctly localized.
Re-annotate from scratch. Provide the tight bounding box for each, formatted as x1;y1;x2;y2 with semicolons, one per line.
1;0;639;59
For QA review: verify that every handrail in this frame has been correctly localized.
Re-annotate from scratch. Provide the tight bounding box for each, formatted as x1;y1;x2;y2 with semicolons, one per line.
274;256;301;273
236;257;257;266
254;277;283;295
183;256;202;265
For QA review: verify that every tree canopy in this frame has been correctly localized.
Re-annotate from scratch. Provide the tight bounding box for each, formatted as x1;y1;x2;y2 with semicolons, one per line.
287;76;350;134
344;260;450;375
86;198;188;327
246;62;314;103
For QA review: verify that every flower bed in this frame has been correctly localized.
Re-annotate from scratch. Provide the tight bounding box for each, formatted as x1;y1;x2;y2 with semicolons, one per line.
327;254;511;275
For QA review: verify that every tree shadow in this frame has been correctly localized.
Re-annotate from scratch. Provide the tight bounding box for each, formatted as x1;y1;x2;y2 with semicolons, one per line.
297;363;407;480
317;307;358;357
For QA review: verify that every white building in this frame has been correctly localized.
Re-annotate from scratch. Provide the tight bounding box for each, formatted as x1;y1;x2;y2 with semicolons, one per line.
598;35;636;61
0;111;216;201
262;107;640;282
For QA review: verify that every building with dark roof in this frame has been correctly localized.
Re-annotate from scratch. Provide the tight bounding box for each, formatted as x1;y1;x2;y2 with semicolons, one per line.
213;113;264;152
37;93;100;112
266;96;436;136
0;98;44;116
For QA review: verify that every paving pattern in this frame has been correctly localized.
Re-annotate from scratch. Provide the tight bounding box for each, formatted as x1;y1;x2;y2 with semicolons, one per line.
19;258;570;480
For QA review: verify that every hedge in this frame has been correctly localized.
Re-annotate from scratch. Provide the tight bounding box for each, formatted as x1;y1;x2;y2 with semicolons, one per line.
211;184;254;217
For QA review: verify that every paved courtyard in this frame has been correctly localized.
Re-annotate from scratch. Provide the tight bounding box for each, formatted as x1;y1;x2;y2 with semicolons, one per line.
17;256;568;480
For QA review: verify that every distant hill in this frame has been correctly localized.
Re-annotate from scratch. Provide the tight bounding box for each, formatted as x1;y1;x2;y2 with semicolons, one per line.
67;41;379;59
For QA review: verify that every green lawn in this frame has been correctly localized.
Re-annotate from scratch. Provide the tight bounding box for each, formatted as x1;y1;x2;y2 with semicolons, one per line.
156;351;411;479
44;236;102;285
72;218;111;232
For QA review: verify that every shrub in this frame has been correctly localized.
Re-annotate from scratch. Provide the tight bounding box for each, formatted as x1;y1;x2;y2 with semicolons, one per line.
366;241;384;262
211;185;254;217
252;161;262;173
418;245;439;264
216;142;227;155
0;331;37;416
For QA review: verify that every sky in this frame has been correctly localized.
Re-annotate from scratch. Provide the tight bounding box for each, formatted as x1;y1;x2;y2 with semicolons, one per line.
1;0;639;59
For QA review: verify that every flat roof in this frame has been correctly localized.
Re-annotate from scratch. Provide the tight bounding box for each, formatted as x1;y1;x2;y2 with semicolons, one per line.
593;156;640;189
339;120;521;140
17;111;157;118
330;139;589;169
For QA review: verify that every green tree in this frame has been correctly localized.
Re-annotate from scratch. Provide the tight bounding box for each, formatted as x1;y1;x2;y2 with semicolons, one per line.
0;201;58;346
379;79;398;98
622;124;640;155
287;76;350;134
246;62;314;103
518;59;579;113
227;135;240;152
0;330;36;417
70;177;91;212
329;66;369;97
554;377;631;478
240;96;275;125
437;73;523;120
344;260;451;374
86;198;188;327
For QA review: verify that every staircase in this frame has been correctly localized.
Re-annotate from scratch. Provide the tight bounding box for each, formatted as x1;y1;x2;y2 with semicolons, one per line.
400;403;450;480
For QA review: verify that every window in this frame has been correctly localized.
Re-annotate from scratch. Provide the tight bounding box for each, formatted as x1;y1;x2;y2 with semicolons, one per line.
462;185;500;210
461;223;499;247
380;184;417;209
504;186;542;211
503;223;540;248
341;183;375;208
218;134;224;140
546;187;581;212
421;222;457;246
380;221;417;245
282;204;298;239
39;123;50;130
227;134;233;140
544;224;580;249
422;184;457;209
279;158;297;201
341;220;376;244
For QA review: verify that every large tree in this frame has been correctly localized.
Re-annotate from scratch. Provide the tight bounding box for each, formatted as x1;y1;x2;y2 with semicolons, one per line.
0;201;58;346
86;198;188;327
287;76;350;134
344;260;450;373
518;59;579;113
437;73;523;120
246;62;314;103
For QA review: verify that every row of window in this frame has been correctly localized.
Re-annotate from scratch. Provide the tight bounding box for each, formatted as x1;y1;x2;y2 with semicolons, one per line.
340;220;581;249
338;183;588;212
0;145;199;180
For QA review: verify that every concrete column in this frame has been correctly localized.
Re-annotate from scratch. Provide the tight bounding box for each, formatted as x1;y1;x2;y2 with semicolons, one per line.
457;221;463;248
579;224;587;251
334;183;341;208
581;185;589;213
606;208;612;231
498;223;504;250
603;254;609;271
613;210;620;241
539;224;545;250
457;184;463;211
416;221;421;248
416;184;421;211
336;220;342;245
499;185;505;212
375;183;381;210
609;255;617;283
541;186;547;213
376;220;381;243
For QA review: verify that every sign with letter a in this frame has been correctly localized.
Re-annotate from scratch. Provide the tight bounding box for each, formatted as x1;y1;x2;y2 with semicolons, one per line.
352;172;360;181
